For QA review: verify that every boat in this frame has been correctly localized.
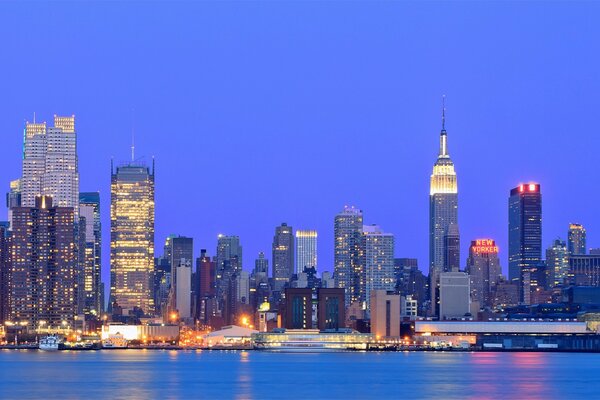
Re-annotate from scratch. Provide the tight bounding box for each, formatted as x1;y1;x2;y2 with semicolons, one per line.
39;335;61;351
102;333;128;349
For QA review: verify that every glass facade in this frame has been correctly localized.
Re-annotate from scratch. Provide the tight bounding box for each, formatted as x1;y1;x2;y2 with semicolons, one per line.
508;183;542;304
334;206;363;306
110;162;155;315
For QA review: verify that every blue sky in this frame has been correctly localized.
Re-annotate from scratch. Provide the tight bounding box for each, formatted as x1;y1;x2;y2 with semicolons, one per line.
1;1;599;284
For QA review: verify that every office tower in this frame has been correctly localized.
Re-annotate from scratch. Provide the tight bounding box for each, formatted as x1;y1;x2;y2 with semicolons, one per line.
363;225;395;315
170;237;193;280
0;224;8;324
370;290;401;338
546;239;569;287
6;179;21;229
466;239;501;308
195;250;216;323
169;236;193;316
79;192;102;319
317;288;345;330
444;223;460;272
21;116;79;215
296;230;317;274
110;160;155;315
283;288;312;329
175;259;192;319
429;103;458;313
10;196;76;329
254;252;269;275
568;224;586;255
215;235;242;320
272;223;294;285
394;258;427;312
334;206;364;306
439;272;470;320
197;250;216;298
568;254;600;286
508;183;542;305
236;270;250;304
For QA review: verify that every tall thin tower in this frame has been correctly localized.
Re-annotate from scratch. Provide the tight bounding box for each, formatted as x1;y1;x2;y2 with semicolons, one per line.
429;98;459;315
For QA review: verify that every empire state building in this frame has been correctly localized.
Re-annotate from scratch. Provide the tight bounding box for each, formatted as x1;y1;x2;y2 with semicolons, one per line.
429;101;459;315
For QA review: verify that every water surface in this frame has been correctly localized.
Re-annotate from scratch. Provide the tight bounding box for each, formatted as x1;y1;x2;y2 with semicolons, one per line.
1;350;598;399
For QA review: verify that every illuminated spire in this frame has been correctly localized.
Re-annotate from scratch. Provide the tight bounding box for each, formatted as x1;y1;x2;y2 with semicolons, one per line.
439;95;448;157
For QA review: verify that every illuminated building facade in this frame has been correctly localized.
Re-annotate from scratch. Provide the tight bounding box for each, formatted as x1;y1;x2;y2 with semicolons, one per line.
21;116;79;216
429;104;458;315
272;223;294;285
568;223;586;255
547;239;569;287
334;206;364;306
363;225;395;315
79;192;102;318
466;239;501;308
508;183;542;304
110;161;155;315
6;179;22;229
0;224;9;324
295;229;317;274
10;196;76;329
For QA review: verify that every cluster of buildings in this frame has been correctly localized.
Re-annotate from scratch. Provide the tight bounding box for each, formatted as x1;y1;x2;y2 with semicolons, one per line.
2;110;600;349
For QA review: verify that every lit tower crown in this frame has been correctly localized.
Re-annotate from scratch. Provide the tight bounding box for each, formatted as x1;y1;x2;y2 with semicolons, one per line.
430;98;458;195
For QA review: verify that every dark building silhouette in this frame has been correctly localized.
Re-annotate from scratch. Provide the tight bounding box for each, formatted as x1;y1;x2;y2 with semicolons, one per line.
509;183;542;304
272;223;294;287
283;288;312;329
317;288;345;330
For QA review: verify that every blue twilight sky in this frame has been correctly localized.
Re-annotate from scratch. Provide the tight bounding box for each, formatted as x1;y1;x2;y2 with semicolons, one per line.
0;1;599;285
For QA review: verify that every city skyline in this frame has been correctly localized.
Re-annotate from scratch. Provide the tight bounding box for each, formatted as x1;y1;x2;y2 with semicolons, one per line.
1;2;599;286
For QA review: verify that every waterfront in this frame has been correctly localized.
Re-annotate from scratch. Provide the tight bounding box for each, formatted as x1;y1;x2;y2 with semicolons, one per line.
1;350;599;399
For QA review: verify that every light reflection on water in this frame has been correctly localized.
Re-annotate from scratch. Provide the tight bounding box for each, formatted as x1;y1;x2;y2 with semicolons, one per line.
1;350;599;399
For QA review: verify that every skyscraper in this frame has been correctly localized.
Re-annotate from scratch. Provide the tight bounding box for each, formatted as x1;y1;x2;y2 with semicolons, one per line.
79;192;102;319
6;179;22;229
363;224;395;315
295;230;317;274
466;239;501;308
21;116;79;215
254;252;269;275
10;196;76;329
334;206;364;306
0;224;9;324
272;223;294;286
215;235;242;321
170;236;193;319
568;223;586;255
444;223;460;272
508;183;542;305
110;161;155;315
429;102;458;314
546;239;569;287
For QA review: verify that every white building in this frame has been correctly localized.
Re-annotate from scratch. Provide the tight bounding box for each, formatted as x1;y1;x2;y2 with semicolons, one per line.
296;230;317;274
176;260;192;319
22;116;79;216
